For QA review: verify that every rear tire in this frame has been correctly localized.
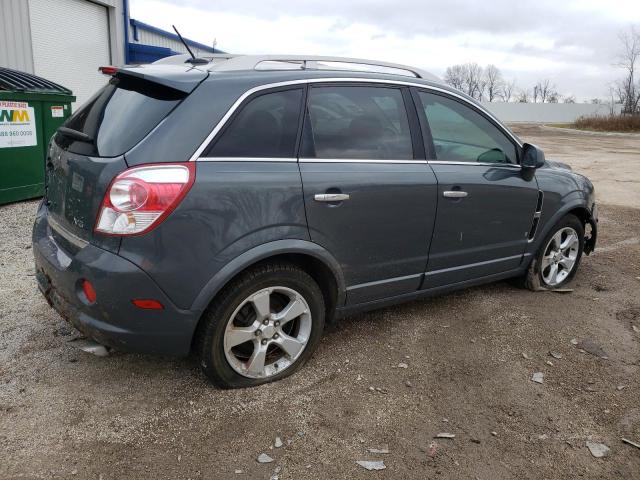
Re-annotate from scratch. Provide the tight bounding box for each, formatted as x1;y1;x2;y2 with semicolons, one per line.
523;214;584;291
196;262;325;388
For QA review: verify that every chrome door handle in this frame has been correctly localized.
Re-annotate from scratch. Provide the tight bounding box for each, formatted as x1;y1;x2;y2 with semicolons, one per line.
314;193;350;202
443;190;468;198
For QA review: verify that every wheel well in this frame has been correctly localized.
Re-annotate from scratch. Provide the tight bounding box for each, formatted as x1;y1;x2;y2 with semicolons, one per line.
568;207;590;227
567;206;596;254
197;253;340;333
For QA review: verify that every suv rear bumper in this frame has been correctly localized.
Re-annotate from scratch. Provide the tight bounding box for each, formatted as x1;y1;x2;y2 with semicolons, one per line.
32;207;199;356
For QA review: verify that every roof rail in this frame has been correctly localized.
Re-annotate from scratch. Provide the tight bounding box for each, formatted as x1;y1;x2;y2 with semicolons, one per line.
207;55;439;81
152;53;440;81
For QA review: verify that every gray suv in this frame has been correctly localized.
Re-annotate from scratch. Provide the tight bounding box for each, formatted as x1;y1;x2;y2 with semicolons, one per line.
33;55;597;388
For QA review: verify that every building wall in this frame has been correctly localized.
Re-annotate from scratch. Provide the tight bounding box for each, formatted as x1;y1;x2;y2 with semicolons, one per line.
130;26;212;58
481;102;622;123
0;0;35;73
1;0;124;108
29;0;113;108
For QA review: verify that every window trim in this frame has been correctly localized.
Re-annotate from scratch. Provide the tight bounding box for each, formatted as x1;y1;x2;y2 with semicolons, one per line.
190;77;522;162
412;87;521;166
201;85;305;158
300;82;421;161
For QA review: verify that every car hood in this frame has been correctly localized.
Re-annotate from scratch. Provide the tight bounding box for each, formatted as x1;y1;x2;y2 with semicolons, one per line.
544;159;573;171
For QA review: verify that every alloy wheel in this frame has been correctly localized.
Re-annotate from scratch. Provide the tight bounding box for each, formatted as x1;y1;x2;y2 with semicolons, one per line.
223;286;312;379
540;227;580;286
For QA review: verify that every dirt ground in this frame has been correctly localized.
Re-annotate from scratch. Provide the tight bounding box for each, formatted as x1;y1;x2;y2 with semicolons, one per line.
1;124;639;480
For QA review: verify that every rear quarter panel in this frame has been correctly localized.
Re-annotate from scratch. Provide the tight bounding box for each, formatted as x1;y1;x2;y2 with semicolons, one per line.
117;161;309;310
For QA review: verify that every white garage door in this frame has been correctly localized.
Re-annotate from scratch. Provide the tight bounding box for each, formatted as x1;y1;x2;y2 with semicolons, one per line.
29;0;111;109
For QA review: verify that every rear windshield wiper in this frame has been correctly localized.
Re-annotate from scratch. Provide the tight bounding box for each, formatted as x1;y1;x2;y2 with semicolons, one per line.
57;127;94;144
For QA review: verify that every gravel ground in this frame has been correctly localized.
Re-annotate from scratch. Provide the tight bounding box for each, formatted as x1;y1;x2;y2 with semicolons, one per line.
1;125;640;479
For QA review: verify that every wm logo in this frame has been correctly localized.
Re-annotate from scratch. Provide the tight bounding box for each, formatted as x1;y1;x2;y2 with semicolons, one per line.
0;109;30;122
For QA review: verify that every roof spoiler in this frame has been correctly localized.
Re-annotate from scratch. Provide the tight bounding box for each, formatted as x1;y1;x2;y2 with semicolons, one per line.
110;64;208;93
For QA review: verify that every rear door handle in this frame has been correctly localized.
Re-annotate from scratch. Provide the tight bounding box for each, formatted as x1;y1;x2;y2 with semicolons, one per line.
314;193;350;202
443;191;468;198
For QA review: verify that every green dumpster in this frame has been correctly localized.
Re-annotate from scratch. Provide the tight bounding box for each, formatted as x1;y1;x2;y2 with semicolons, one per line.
0;68;75;205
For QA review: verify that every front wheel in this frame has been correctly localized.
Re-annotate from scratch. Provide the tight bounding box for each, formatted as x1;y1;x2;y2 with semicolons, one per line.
524;214;584;290
196;263;325;388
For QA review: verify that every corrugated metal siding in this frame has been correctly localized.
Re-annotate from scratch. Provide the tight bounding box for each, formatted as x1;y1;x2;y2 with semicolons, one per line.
132;29;210;57
28;0;111;108
0;0;35;73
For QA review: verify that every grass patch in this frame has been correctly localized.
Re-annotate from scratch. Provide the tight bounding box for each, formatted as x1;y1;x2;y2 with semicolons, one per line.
573;114;640;132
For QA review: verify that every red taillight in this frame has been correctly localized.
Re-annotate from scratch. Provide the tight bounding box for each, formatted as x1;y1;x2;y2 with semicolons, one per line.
95;163;195;236
99;66;119;75
132;299;164;310
82;279;97;304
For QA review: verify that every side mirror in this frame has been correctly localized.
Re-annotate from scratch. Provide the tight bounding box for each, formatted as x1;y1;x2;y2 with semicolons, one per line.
521;143;545;170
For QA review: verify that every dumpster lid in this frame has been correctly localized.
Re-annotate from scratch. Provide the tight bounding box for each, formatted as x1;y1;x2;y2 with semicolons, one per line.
0;67;72;95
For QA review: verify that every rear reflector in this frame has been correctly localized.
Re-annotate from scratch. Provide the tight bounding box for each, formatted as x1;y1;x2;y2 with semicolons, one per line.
132;299;164;310
99;66;119;75
95;163;195;236
82;279;97;304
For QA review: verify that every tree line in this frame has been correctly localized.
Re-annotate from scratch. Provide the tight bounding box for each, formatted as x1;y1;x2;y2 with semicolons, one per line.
443;24;639;114
443;63;574;103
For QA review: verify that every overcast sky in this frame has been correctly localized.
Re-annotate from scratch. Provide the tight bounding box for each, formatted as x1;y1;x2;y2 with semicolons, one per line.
130;0;640;101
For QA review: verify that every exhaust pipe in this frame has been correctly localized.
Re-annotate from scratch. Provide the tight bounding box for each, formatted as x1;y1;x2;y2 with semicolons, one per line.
68;338;110;357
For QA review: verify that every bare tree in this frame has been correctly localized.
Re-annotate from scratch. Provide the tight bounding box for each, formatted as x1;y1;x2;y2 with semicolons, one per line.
564;95;577;104
616;25;640;114
532;79;560;103
464;63;485;100
443;63;485;100
484;65;503;102
444;64;465;91
500;79;517;102
516;89;531;103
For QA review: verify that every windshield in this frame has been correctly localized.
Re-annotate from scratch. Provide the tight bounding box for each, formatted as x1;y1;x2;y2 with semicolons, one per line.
57;75;186;157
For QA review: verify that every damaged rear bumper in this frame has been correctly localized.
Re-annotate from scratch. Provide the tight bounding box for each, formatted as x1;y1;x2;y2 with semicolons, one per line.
32;208;200;356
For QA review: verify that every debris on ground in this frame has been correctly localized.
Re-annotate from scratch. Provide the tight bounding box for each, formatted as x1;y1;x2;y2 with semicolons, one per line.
274;437;283;448
570;338;579;345
549;351;563;359
586;441;610;458
397;362;408;369
546;360;554;366
522;352;532;360
632;325;640;333
491;431;498;436
427;442;438;456
577;339;609;359
532;372;544;384
552;288;574;294
257;453;274;464
368;447;390;454
435;433;455;439
234;469;243;474
617;385;626;391
622;438;640;450
356;460;386;471
405;380;412;388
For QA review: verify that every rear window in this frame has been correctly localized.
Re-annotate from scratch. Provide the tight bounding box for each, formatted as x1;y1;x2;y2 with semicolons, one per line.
57;75;186;157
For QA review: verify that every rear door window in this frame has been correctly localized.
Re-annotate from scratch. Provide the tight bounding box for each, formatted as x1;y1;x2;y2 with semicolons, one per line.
302;86;413;160
59;75;186;157
205;88;303;158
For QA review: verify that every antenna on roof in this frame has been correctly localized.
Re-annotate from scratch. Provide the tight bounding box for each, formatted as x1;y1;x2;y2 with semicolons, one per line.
172;25;208;65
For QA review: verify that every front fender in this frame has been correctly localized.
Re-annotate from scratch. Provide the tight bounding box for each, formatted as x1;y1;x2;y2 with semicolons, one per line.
527;196;596;257
189;239;346;314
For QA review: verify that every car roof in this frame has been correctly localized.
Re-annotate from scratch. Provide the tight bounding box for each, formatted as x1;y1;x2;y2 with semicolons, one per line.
141;53;478;103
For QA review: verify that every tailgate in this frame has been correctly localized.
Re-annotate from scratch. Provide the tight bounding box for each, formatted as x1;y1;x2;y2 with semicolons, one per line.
45;139;126;249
